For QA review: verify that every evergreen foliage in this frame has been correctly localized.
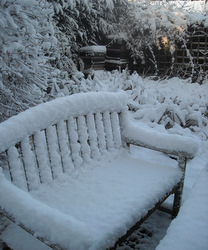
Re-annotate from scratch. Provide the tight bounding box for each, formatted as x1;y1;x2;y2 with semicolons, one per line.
0;0;57;122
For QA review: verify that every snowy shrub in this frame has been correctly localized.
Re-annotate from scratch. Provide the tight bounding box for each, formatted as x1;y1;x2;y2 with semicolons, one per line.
127;74;208;140
0;0;57;122
81;70;208;140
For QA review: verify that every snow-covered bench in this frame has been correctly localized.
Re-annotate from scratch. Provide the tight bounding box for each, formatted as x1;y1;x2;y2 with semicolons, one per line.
0;92;198;250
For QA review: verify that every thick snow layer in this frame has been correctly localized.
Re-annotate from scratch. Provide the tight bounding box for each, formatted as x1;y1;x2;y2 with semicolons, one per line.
156;164;208;250
0;150;181;250
79;45;106;54
0;170;92;250
123;120;199;158
0;92;127;153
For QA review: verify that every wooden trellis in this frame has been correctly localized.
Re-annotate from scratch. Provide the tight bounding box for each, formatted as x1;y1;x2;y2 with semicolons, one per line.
174;26;208;78
152;25;208;81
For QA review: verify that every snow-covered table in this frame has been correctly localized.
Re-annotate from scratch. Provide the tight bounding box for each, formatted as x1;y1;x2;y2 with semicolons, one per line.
0;92;198;250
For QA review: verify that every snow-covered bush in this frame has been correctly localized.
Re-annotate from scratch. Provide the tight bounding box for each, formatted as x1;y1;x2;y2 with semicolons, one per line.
126;73;208;140
70;70;208;140
0;0;57;122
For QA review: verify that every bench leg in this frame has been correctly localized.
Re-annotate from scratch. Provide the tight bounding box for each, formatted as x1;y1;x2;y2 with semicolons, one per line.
172;157;187;218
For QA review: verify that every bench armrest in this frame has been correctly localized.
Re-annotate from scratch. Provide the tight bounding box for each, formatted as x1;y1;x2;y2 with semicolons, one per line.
122;121;199;159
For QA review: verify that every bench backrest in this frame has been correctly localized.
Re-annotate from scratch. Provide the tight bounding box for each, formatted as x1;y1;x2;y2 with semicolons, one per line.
0;92;127;191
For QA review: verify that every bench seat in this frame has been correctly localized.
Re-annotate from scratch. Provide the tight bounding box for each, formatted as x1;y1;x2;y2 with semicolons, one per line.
1;149;181;250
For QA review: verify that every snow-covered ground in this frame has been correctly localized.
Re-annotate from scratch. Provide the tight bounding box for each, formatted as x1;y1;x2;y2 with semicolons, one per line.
0;71;208;249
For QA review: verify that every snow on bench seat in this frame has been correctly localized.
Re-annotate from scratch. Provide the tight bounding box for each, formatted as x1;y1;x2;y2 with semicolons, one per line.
0;149;181;250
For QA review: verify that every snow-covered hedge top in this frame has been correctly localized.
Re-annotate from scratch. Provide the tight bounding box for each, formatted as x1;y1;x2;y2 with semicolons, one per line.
0;92;127;153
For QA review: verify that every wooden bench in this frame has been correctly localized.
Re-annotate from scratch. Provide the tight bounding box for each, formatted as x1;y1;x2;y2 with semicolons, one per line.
0;92;198;250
